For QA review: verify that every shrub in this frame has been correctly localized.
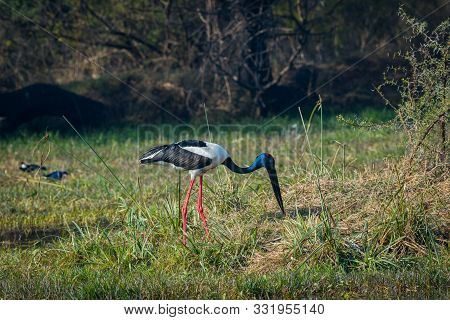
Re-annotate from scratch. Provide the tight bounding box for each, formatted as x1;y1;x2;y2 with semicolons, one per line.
341;9;449;163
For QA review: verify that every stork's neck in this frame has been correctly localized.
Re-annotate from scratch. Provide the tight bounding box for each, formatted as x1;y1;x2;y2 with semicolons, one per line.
222;155;264;174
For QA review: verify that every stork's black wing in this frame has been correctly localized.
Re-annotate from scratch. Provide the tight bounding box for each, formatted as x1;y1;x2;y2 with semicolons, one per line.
139;141;212;170
176;140;207;148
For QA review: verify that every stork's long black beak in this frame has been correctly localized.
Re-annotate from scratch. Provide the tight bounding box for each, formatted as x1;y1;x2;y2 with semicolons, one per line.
266;166;285;215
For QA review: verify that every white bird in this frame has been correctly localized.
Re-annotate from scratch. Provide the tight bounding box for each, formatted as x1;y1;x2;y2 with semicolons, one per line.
139;140;285;245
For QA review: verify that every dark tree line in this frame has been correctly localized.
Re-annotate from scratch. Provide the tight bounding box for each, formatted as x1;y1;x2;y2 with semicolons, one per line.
0;0;448;118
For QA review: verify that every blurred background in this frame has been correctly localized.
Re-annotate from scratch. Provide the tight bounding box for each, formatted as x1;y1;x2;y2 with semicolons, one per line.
0;0;448;129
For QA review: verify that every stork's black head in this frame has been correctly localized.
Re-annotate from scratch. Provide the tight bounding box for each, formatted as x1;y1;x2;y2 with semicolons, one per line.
259;153;285;215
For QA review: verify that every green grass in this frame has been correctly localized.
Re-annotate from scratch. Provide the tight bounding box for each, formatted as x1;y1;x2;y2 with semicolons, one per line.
0;110;448;299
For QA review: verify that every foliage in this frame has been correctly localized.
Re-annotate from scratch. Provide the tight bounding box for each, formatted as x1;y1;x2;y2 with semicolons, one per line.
339;9;449;162
1;1;448;115
380;9;449;161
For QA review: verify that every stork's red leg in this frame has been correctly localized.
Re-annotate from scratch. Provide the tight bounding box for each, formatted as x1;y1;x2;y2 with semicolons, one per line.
197;176;210;237
182;178;195;245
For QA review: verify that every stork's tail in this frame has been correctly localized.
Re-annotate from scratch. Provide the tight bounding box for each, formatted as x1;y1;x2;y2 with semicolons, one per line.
139;145;168;164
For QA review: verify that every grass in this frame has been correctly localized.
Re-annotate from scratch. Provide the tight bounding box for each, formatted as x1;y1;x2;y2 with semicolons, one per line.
0;109;448;299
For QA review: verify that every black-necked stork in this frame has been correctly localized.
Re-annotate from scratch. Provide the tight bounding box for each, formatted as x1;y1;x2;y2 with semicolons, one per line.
139;140;285;245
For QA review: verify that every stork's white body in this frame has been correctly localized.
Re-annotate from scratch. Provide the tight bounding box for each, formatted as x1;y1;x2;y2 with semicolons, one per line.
183;142;229;178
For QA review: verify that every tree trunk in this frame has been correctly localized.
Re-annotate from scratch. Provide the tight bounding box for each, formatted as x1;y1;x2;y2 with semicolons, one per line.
240;0;273;115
